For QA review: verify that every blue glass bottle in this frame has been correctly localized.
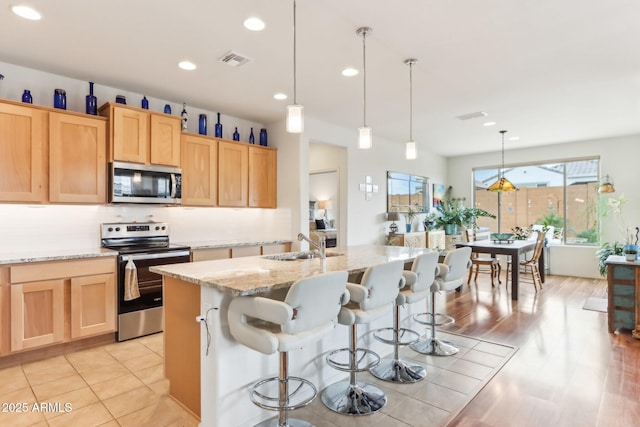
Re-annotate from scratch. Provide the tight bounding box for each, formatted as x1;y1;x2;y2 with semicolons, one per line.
115;95;126;104
198;114;207;135
54;89;66;110
215;113;223;138
85;82;97;115
22;90;32;104
233;127;240;141
164;104;172;114
259;128;268;146
141;96;149;109
249;128;255;144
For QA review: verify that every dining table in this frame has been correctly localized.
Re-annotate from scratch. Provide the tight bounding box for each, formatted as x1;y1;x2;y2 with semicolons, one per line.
454;239;544;300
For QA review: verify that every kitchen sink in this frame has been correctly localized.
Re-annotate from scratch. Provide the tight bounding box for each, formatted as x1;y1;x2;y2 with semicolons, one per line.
263;251;343;261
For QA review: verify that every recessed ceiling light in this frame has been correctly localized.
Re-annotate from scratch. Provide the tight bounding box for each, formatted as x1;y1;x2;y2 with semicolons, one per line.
483;121;497;127
244;17;265;31
342;68;359;77
273;93;288;101
509;136;520;141
178;60;197;71
11;5;41;20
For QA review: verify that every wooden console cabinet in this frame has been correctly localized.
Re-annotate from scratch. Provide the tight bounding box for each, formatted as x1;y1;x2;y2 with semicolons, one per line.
606;256;640;334
388;231;426;248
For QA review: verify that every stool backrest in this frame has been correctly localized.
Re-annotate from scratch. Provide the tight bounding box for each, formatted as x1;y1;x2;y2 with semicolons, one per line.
410;252;439;292
283;270;348;334
359;260;404;311
437;247;472;291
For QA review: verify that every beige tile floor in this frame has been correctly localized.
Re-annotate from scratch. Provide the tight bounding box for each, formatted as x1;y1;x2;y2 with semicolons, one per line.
0;331;515;427
0;333;199;427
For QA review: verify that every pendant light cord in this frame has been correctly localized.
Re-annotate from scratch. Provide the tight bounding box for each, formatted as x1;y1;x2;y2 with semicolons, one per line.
409;61;413;141
500;130;507;179
293;0;297;105
362;29;367;127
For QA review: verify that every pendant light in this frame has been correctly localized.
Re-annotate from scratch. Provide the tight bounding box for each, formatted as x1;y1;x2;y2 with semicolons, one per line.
405;58;418;160
598;174;615;193
357;27;372;149
487;130;518;192
286;0;303;133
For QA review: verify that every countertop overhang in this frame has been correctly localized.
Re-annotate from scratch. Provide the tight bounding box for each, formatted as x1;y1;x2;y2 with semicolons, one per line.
150;245;431;296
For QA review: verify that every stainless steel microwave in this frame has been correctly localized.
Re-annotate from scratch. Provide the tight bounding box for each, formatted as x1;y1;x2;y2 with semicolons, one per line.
110;161;182;204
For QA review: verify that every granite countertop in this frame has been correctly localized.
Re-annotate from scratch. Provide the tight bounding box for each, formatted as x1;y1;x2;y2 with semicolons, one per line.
150;244;431;296
0;248;117;265
178;238;291;250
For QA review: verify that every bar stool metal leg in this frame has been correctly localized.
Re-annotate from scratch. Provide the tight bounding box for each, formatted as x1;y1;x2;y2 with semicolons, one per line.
410;292;459;357
370;301;426;383
321;324;387;415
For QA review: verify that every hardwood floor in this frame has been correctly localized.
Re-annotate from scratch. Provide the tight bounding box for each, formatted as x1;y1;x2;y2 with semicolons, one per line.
444;274;640;427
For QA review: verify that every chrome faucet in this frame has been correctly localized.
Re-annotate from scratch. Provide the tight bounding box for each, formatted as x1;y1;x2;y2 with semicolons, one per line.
297;232;326;259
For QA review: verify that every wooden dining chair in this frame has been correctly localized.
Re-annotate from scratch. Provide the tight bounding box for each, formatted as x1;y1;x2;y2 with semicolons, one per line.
505;231;546;291
465;228;501;287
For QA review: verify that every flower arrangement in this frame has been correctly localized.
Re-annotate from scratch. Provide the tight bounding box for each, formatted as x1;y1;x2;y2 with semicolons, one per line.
511;226;531;240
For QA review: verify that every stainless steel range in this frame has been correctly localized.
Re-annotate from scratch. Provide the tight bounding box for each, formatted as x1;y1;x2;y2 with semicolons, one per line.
101;222;190;341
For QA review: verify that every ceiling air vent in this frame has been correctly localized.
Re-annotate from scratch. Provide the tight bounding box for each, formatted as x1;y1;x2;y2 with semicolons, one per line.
218;51;252;67
456;111;488;121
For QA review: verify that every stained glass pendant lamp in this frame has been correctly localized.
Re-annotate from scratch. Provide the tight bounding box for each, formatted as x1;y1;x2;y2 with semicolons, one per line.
487;130;518;192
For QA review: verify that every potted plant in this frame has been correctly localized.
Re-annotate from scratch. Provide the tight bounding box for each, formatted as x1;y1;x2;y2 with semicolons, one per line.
596;241;623;276
404;206;417;232
435;199;495;235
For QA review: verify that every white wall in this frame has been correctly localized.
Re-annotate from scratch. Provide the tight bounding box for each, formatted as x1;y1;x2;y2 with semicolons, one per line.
447;133;640;278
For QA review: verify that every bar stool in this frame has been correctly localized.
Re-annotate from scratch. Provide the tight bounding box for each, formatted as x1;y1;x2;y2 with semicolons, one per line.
410;247;472;356
321;260;404;415
370;251;440;383
228;271;349;427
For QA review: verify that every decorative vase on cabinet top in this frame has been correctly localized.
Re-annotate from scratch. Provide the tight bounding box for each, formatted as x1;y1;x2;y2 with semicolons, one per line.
233;127;240;141
181;103;188;131
53;89;66;110
164;104;172;114
249;128;255;144
199;114;207;135
259;128;268;146
86;82;97;115
22;89;32;104
141;96;149;109
215;112;223;138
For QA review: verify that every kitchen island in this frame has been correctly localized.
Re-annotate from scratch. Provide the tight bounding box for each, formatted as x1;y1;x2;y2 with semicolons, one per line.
151;244;430;427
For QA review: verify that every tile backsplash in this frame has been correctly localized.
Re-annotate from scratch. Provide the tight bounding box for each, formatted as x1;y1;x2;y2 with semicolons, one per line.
0;205;292;253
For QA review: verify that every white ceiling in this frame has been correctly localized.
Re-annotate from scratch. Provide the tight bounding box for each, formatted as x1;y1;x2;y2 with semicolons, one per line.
1;0;639;157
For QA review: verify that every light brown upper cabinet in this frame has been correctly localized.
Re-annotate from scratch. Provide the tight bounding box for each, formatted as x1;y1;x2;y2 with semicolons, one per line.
0;101;47;203
49;112;107;203
249;146;277;208
181;134;218;206
218;140;248;207
100;103;181;167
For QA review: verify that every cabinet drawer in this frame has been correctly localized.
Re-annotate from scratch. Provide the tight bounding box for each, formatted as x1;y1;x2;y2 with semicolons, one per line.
191;248;231;262
11;257;116;283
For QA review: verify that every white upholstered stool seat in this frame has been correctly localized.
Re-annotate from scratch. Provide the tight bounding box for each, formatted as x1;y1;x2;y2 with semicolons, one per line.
411;247;472;357
229;271;349;427
371;251;439;383
321;260;405;416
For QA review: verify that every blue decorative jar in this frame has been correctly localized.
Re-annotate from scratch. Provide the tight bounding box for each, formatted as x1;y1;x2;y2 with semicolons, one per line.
198;114;207;135
233;127;240;141
141;96;149;109
249;128;255;144
623;244;639;261
259;128;268;146
85;82;97;115
215;113;222;138
164;104;172;114
115;95;126;105
22;90;32;104
53;89;66;109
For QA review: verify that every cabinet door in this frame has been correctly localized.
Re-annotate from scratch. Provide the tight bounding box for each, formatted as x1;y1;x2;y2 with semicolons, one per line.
150;114;181;166
113;107;149;163
248;146;277;208
10;280;65;351
0;102;47;202
0;268;9;356
49;112;107;203
181;134;217;206
218;141;248;207
70;273;116;339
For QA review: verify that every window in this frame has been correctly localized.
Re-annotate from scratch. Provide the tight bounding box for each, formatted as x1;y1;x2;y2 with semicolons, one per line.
473;158;599;245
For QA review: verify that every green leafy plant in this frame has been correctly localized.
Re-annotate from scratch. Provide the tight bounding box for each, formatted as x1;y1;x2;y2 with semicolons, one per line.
434;199;495;229
536;212;564;229
595;241;623;277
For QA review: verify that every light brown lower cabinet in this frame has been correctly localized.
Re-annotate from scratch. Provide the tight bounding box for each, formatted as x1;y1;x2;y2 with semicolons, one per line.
5;257;117;355
70;273;116;339
10;279;65;352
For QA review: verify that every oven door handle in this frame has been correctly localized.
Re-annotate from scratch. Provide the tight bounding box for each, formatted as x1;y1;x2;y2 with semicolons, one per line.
120;250;191;262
